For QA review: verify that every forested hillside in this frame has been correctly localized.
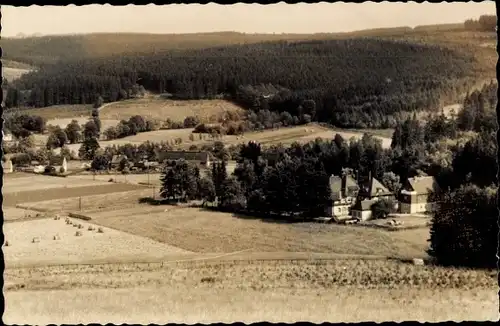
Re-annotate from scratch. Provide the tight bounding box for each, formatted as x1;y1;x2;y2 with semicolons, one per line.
4;38;478;129
2;16;496;130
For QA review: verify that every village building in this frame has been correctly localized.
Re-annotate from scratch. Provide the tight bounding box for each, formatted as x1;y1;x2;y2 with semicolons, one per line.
154;150;216;168
399;176;441;214
351;198;378;221
2;130;13;143
2;158;13;174
110;154;128;169
326;174;359;222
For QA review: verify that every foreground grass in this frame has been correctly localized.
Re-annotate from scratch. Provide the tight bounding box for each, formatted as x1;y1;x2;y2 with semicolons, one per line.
4;259;497;323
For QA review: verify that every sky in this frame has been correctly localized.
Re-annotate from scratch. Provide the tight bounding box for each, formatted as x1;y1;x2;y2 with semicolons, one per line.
1;2;496;37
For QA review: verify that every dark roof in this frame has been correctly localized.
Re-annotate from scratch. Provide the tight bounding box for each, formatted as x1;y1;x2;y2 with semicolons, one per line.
406;176;440;194
156;150;215;163
111;155;127;164
352;199;377;211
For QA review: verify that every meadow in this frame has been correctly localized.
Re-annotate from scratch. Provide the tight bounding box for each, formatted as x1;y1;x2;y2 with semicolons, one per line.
85;205;429;258
99;97;245;122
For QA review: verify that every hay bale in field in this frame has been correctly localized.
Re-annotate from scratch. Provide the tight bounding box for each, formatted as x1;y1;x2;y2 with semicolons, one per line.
75;231;82;237
53;235;61;240
97;227;104;233
32;237;40;243
5;241;9;247
412;258;425;266
77;224;83;229
88;225;96;231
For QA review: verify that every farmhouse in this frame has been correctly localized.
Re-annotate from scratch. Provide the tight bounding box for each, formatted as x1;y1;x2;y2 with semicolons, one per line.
326;174;359;222
399;176;441;214
2;158;13;174
351;198;378;221
155;150;216;168
111;155;128;168
2;130;13;143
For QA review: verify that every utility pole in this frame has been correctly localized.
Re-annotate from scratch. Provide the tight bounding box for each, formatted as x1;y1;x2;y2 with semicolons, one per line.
79;197;82;211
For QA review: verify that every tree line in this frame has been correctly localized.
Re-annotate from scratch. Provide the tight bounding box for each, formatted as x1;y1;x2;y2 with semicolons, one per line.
464;15;497;32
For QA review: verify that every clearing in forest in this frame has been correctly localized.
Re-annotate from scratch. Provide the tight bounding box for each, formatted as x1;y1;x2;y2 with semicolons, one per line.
98;97;245;122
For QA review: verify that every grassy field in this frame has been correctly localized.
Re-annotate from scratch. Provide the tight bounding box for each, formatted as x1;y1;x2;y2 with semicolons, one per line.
17;104;93;120
3;181;145;207
69;173;164;186
86;205;430;258
99;97;245;122
4;259;497;324
60;123;393;156
46;117;120;131
2;67;32;82
2;173;111;194
3;218;190;268
20;188;156;213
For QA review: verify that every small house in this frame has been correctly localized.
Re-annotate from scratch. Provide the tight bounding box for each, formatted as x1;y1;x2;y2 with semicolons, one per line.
326;174;359;222
110;155;128;169
351;199;378;221
155;150;216;168
2;130;13;143
2;158;13;174
399;176;441;214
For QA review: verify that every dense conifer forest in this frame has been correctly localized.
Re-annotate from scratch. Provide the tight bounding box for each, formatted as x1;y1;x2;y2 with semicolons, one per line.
4;38;479;129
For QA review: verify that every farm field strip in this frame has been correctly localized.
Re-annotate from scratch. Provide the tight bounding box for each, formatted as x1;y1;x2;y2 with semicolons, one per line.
68;173;163;186
3;174;111;194
3;218;191;268
15;188;157;214
2;183;146;207
88;205;430;258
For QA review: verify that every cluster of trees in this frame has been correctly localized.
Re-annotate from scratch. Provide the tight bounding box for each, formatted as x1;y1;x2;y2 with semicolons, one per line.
464;15;497;32
3;113;46;138
457;81;497;133
103;115;159;140
159;135;395;218
5;38;475;129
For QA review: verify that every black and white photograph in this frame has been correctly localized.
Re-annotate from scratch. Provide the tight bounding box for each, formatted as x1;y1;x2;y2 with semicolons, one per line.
1;2;498;324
